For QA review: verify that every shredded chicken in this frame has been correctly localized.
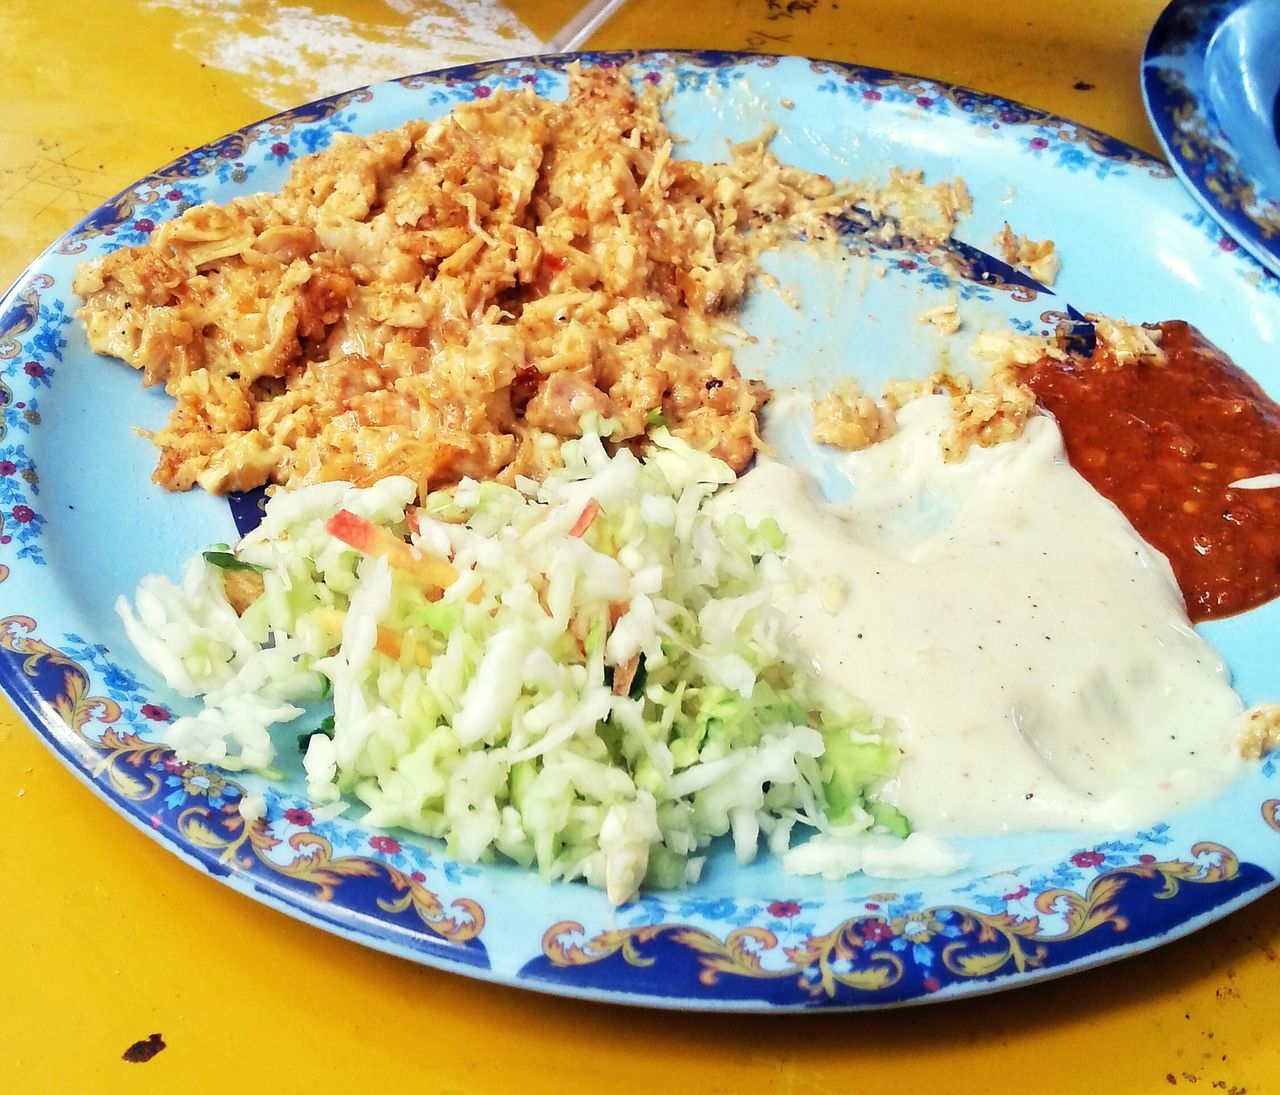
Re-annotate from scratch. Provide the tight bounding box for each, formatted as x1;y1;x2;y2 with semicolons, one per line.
994;222;1060;286
1240;704;1280;759
880;364;1035;463
812;380;896;452
938;371;1037;463
75;67;878;497
861;169;972;245
971;329;1066;368
1086;315;1167;368
883;373;949;410
918;302;961;335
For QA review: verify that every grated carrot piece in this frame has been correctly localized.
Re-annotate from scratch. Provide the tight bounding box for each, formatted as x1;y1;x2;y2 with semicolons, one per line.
611;654;640;696
326;508;458;591
310;608;432;667
569;498;600;538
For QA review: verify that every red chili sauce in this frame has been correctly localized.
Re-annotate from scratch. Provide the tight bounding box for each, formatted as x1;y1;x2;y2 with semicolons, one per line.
1021;320;1280;622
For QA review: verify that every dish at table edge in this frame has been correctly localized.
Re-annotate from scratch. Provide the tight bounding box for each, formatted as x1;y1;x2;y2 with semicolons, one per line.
1142;0;1280;274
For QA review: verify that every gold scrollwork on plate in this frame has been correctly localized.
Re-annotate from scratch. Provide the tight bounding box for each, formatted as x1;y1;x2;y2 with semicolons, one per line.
378;867;486;943
542;843;1240;999
1;616;168;802
179;802;484;944
940;845;1237;980
542;919;903;996
1160;73;1280;241
0;274;54;361
1262;799;1280;831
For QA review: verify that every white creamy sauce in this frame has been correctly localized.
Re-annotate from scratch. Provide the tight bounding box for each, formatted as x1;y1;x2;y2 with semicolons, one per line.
783;829;972;880
717;395;1246;835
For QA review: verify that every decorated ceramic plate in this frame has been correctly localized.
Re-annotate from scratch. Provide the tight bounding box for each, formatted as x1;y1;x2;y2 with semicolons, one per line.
1142;0;1280;273
4;51;1280;1012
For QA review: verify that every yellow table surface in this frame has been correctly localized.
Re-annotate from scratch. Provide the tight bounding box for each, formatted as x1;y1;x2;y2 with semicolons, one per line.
3;2;1278;1090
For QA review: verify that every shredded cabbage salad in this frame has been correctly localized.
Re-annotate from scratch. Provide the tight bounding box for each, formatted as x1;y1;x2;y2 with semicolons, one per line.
119;428;906;903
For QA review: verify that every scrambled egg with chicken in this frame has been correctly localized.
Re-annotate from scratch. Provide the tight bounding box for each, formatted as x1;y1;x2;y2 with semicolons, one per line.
74;67;878;496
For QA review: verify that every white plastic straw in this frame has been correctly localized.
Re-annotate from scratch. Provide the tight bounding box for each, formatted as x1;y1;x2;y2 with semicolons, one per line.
542;0;630;53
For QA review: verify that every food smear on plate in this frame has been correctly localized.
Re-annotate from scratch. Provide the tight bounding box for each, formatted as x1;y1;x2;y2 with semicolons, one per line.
721;388;1247;836
1019;319;1280;622
118;428;943;906
72;65;969;498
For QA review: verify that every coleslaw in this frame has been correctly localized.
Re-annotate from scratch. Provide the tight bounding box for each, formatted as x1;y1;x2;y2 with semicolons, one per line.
118;426;908;903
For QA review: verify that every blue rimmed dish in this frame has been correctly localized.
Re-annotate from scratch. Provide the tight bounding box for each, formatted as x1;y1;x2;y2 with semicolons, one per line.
3;50;1280;1011
1142;0;1280;273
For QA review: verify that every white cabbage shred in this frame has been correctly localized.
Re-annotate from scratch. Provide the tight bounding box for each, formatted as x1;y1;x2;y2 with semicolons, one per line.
119;429;905;903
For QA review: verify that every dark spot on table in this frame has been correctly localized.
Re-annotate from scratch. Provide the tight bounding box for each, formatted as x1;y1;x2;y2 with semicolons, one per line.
1073;80;1095;91
122;1033;166;1064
